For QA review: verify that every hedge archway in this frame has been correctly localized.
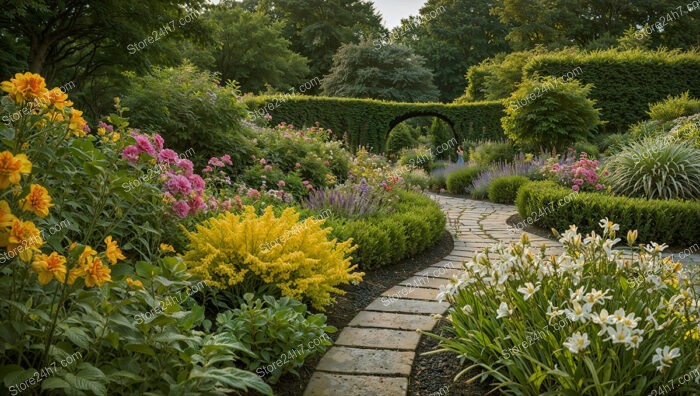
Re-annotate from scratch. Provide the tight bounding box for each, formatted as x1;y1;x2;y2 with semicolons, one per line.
243;95;505;152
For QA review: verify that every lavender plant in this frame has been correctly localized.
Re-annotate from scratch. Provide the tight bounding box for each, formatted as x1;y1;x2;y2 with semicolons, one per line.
469;154;544;199
302;179;392;220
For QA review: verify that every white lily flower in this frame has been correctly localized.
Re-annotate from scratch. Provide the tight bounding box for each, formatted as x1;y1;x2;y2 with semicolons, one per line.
652;346;680;371
496;302;513;319
517;282;541;300
563;332;590;354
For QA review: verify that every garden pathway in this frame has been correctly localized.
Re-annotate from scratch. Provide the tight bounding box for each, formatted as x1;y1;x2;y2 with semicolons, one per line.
303;195;700;396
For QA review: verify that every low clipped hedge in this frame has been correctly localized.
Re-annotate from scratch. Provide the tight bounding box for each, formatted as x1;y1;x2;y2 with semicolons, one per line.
523;50;700;132
446;166;483;195
243;95;505;152
326;190;445;270
516;181;700;247
488;176;530;204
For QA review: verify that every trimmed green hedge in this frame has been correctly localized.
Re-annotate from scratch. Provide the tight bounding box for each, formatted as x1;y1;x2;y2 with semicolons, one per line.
446;166;483;195
326;190;445;270
244;95;505;152
488;176;530;204
523;50;700;132
516;181;700;247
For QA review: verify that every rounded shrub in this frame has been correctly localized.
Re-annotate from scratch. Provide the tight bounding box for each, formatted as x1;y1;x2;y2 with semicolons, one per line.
386;124;419;154
446;166;483;194
399;147;434;173
502;76;602;150
572;141;600;158
469;140;515;165
327;190;445;270
487;175;530;204
606;138;700;200
648;92;700;123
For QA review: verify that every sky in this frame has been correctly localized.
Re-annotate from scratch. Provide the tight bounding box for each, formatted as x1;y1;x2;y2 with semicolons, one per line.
372;0;426;29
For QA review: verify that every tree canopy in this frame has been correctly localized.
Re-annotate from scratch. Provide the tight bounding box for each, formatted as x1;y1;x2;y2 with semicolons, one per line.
321;41;439;103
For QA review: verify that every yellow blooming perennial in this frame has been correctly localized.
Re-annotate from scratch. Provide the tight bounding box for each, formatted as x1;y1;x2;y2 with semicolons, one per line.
183;206;364;309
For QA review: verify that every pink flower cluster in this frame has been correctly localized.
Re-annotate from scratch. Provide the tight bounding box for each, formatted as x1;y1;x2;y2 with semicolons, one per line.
544;150;606;192
121;132;206;218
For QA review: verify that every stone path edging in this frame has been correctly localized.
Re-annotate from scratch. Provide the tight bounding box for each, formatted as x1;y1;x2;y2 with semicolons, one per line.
303;194;700;396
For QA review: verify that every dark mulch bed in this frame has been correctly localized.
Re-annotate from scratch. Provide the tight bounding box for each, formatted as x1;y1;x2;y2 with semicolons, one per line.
409;322;495;396
270;230;455;396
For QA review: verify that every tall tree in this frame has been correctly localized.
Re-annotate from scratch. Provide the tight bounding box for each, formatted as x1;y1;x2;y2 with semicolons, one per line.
393;0;510;102
184;4;310;93
493;0;700;50
245;0;386;81
321;41;439;103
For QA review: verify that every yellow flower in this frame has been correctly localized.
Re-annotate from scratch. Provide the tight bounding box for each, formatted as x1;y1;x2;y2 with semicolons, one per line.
68;108;87;137
44;87;72;110
83;256;111;287
31;252;67;285
126;277;144;289
0;200;16;228
0;219;43;261
20;184;53;218
1;72;48;105
0;151;32;189
110;133;121;142
160;243;176;253
78;245;97;267
104;236;125;265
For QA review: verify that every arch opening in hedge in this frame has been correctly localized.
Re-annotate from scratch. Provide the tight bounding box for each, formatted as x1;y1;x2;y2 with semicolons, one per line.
243;95;506;152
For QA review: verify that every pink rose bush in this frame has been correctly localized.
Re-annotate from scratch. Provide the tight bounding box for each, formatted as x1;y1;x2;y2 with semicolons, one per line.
542;150;606;192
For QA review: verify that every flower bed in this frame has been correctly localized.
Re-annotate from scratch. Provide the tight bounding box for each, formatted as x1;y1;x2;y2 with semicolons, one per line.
432;220;699;394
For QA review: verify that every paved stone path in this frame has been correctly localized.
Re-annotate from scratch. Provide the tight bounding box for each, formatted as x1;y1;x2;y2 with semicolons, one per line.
303;195;700;396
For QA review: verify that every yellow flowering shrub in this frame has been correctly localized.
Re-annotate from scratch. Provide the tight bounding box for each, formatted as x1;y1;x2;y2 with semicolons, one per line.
183;206;363;309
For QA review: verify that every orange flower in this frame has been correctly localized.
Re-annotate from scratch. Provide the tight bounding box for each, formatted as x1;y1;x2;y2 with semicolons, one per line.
104;236;125;265
159;243;175;253
44;87;72;110
0;219;43;261
0;200;16;228
20;184;53;218
1;72;48;104
31;252;67;285
68;108;87;137
126;277;144;289
0;151;32;189
82;256;111;287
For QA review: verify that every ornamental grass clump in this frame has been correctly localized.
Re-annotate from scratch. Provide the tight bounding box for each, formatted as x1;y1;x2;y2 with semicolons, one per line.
607;138;700;200
431;220;699;395
183;206;363;309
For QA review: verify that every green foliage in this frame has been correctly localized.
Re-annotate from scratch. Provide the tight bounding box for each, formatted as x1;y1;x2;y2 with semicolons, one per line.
606;138;700;200
487;175;530;204
429;118;454;160
464;50;546;101
321;41;439;102
446;166;483;195
192;5;310;93
523;50;700;131
122;63;254;169
516;181;700;246
502;76;602;149
394;0;509;101
432;221;700;394
670;114;700;148
386;124;420;155
469;140;515;166
243;95;505;152
216;294;334;383
493;0;700;51
648;92;700;123
247;0;386;80
572;141;600;158
399;147;434;174
326;190;445;270
400;169;431;190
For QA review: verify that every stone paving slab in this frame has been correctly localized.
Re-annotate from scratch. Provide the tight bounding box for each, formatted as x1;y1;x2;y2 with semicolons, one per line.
349;311;437;331
382;286;440;301
398;276;451;289
365;298;449;315
431;260;462;269
414;267;463;279
335;327;421;350
315;347;413;375
304;373;408;396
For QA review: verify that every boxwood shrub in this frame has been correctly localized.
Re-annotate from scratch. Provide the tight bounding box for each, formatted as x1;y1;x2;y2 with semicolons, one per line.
488;175;530;204
446;166;483;195
326;190;445;270
516;181;700;247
